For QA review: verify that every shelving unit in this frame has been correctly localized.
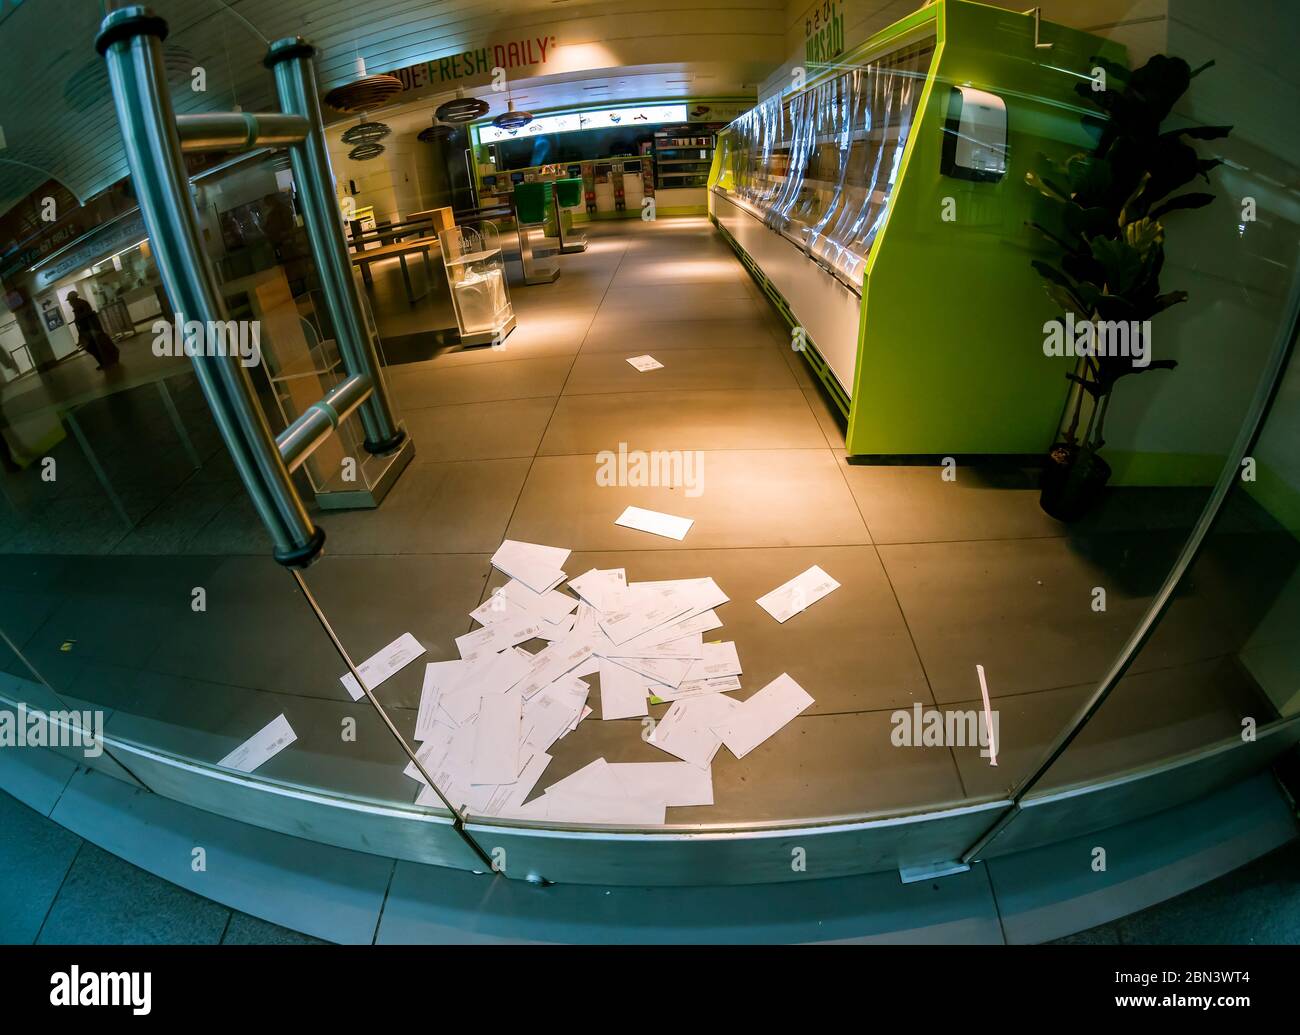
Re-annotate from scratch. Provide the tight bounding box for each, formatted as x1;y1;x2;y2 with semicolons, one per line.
653;129;715;189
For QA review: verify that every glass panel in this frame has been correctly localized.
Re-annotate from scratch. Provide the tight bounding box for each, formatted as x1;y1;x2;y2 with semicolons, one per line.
1032;342;1300;795
0;0;420;817
1;0;1295;889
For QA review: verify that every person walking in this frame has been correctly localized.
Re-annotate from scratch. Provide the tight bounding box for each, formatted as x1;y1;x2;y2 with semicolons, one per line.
66;291;120;370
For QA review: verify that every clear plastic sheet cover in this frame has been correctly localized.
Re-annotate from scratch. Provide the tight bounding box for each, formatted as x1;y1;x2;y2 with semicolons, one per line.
716;37;935;288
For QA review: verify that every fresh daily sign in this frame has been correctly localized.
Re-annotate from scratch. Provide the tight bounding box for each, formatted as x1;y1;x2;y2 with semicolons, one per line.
388;33;559;93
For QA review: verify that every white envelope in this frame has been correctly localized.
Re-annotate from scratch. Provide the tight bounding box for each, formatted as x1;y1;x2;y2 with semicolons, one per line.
756;565;840;623
340;632;426;701
615;505;693;541
217;714;296;773
715;673;814;758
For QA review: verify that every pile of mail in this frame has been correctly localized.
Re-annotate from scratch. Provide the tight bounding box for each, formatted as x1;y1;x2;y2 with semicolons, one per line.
400;539;816;825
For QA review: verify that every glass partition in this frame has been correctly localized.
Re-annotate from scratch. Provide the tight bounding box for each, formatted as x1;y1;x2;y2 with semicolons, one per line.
713;32;935;288
0;0;1296;893
0;0;428;828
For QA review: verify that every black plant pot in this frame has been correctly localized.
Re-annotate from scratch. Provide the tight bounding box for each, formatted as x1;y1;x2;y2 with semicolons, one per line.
1039;443;1111;521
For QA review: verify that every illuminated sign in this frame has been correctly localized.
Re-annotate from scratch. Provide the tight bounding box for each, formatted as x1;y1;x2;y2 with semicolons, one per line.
478;104;688;143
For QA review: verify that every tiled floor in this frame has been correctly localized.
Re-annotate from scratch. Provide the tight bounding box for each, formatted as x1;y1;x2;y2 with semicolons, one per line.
0;217;1293;828
0;791;322;945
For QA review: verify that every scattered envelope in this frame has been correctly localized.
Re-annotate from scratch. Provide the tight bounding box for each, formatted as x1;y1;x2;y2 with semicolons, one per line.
607;761;714;807
217;714;297;773
598;658;650;720
471;692;522;785
626;354;664;371
568;568;628;612
649;694;740;768
615;505;693;541
491;539;569;594
415;659;467;739
340;632;426;701
715;673;814;759
756;565;841;623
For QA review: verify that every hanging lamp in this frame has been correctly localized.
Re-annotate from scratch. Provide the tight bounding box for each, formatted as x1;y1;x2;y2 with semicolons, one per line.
324;55;403;114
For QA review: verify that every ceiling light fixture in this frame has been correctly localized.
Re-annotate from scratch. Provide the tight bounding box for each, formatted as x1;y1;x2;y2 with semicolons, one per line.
417;118;454;143
341;119;391;144
324;54;404;113
435;89;490;123
347;142;385;161
492;96;534;130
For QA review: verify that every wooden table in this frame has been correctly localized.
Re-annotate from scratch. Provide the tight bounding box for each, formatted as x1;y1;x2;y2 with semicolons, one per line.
347;220;434;250
350;235;440;302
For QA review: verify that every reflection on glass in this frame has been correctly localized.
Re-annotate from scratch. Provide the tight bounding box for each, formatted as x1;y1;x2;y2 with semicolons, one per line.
713;35;934;287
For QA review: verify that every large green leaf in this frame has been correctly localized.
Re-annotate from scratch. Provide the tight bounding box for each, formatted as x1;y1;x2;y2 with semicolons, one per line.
1123;217;1165;257
1149;192;1216;219
1065;154;1113;200
1090;237;1146;294
1161;123;1232;141
1063;202;1115;240
1025;169;1072;202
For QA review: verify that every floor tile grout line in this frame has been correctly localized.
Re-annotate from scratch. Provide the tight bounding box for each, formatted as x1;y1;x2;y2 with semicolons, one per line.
32;835;85;946
371;857;399;946
494;236;632;542
980;862;1012;945
821;412;970;799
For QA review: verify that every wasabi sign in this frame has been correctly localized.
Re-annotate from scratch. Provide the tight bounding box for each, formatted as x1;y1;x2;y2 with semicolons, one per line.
805;0;845;64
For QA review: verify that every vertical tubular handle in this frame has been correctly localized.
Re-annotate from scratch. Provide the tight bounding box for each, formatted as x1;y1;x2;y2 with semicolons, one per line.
96;6;325;568
265;37;407;456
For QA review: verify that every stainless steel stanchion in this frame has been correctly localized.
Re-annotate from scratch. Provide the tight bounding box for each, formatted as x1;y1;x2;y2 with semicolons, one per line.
265;37;406;456
96;6;324;567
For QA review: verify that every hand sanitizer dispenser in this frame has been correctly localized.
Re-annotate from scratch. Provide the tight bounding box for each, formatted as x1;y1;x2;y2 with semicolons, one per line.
940;86;1008;182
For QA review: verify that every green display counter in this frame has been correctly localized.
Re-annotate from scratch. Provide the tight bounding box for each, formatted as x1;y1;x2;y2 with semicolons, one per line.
709;0;1124;460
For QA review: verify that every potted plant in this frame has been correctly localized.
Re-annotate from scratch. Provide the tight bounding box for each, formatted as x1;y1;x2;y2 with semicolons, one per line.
1026;54;1230;520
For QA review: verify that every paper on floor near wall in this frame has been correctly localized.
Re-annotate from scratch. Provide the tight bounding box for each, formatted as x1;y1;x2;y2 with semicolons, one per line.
607;761;714;807
568;568;628;612
339;632;427;701
535;790;667;825
682;641;742;681
648;694;740;769
715;673;814;759
455;616;547;662
652;674;742;703
415;659;467;740
598;658;651;720
614;505;694;541
217;714;297;773
471;579;580;628
755;565;841;623
490;539;569;594
471;692;523;785
597;585;693;645
626;354;664;371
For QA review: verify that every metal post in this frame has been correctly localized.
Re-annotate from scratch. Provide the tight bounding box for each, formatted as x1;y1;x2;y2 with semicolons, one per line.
96;7;324;567
265;37;406;456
